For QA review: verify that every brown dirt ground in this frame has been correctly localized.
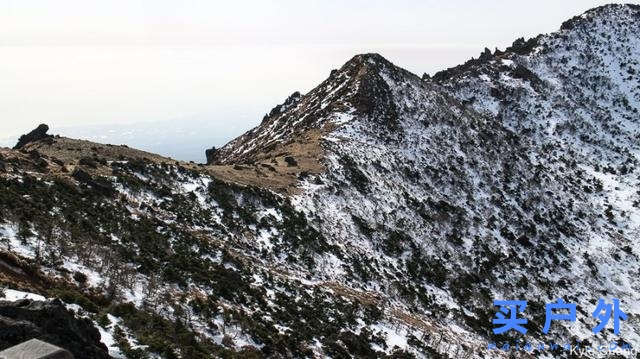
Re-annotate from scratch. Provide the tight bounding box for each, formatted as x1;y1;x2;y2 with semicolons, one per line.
2;130;328;195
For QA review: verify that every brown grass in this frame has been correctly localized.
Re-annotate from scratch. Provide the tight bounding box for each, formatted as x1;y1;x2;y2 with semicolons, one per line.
2;130;328;194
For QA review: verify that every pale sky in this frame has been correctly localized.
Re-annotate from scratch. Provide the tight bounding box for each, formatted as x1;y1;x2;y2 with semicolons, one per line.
1;0;636;160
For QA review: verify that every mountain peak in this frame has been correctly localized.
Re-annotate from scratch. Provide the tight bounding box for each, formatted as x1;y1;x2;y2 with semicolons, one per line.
4;4;640;357
343;53;391;68
209;53;409;166
433;3;640;83
338;53;412;81
561;3;640;30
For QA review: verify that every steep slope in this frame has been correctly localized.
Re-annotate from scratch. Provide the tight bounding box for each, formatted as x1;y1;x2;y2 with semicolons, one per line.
2;138;438;357
211;2;640;355
208;53;404;166
436;3;640;168
1;4;640;358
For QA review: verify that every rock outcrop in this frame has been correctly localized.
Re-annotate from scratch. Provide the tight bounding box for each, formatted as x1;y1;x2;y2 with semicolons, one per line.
205;146;217;165
13;124;52;150
0;299;110;359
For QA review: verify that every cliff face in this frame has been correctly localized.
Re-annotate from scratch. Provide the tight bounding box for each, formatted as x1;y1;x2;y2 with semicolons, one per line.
1;4;639;358
0;298;109;359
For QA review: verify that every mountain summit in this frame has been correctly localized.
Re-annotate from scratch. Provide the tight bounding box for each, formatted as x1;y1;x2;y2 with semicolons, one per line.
206;2;640;353
208;53;407;166
1;4;639;358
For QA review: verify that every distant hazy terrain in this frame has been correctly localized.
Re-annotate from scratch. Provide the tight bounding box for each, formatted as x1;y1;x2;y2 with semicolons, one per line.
1;117;249;162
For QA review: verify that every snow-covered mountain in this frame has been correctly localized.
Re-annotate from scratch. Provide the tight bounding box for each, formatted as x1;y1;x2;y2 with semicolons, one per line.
1;4;639;358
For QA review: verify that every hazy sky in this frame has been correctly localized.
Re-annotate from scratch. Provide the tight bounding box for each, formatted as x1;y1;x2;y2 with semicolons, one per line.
1;0;636;159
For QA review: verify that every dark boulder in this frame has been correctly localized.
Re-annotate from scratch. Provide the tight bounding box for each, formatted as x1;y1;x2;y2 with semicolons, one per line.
13;124;53;150
0;298;110;359
35;158;49;171
0;338;73;359
260;163;276;172
78;157;98;169
72;168;115;196
284;156;298;167
478;47;492;61
27;150;41;159
71;168;92;184
266;91;302;119
505;36;540;55
205;146;217;165
511;64;544;90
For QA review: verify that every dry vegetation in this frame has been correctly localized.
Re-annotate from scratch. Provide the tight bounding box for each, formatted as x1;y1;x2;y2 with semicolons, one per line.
2;131;327;195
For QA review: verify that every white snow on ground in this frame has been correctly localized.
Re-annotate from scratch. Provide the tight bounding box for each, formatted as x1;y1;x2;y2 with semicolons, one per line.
90;313;153;359
256;228;276;250
1;288;46;301
257;207;283;222
95;316;126;359
371;322;408;350
0;224;36;259
332;112;355;126
0;5;639;358
180;175;212;206
121;276;148;307
60;260;105;288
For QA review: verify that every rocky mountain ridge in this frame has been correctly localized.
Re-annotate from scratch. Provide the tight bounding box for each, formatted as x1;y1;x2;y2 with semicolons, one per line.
1;3;639;358
211;2;640;355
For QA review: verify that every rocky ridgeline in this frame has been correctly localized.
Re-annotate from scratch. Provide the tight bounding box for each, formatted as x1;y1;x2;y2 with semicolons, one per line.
211;3;640;355
0;4;639;358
